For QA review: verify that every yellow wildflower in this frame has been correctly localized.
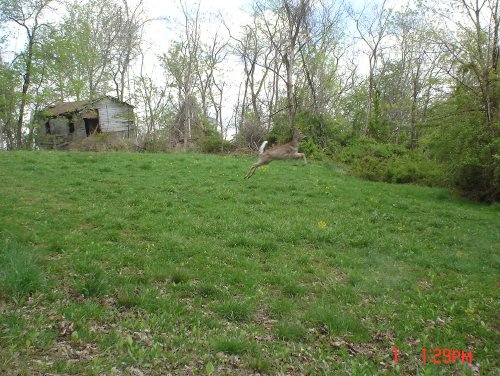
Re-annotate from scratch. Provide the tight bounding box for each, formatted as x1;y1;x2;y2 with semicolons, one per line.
317;220;327;229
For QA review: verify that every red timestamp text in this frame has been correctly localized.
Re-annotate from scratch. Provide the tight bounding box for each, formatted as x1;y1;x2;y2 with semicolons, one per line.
421;347;473;365
392;347;473;365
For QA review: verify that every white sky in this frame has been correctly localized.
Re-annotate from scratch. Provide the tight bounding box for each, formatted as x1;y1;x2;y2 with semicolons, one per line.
130;0;251;131
138;0;249;71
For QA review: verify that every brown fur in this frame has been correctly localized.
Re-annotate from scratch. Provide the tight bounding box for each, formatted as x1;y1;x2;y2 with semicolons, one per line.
244;131;307;179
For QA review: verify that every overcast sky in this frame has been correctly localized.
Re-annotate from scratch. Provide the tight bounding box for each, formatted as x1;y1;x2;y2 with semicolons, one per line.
134;0;254;130
137;0;250;76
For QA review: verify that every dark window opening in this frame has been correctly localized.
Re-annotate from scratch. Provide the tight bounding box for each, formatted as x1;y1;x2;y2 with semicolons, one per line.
45;121;51;134
69;122;75;133
84;118;100;136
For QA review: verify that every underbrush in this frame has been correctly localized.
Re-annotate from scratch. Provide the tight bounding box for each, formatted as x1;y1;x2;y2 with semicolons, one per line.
337;138;445;187
68;133;139;152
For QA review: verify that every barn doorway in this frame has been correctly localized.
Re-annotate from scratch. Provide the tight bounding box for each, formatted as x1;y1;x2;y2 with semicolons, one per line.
84;118;101;136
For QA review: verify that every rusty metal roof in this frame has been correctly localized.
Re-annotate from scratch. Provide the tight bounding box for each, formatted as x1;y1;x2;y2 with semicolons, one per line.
46;100;92;116
44;96;134;117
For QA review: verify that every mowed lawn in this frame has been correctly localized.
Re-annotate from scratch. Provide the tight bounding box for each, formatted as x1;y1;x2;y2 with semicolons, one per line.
0;151;498;375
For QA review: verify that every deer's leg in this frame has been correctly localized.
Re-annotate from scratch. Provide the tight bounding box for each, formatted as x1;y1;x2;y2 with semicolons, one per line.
244;160;268;179
293;153;307;164
244;165;257;179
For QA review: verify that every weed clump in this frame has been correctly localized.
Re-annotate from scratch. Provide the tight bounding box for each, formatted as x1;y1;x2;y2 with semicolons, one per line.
0;241;45;302
217;301;253;322
74;270;108;298
213;336;253;355
275;321;307;341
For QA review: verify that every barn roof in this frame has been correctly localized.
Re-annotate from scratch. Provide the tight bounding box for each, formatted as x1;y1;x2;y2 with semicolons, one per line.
44;96;134;117
48;100;91;116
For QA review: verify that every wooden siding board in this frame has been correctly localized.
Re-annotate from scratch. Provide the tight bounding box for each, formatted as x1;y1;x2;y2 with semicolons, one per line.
95;99;132;133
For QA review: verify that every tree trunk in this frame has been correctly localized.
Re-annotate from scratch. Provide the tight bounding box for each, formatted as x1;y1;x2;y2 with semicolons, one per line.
17;35;35;149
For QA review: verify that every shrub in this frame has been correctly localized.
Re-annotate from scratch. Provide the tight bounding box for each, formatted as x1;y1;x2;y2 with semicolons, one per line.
197;135;233;153
423;90;500;202
68;133;138;152
299;139;326;160
234;116;267;150
339;138;444;187
449;150;500;202
350;155;387;182
137;132;172;153
294;109;340;148
265;122;294;145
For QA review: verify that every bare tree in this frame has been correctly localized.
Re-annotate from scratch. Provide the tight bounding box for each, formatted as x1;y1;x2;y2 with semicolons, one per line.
179;0;201;150
111;0;147;102
225;13;275;132
296;0;349;114
375;5;443;147
350;0;392;136
195;31;228;119
134;52;170;136
249;0;313;129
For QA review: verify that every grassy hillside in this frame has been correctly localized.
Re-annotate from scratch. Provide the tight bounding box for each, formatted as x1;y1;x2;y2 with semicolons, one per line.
0;151;498;375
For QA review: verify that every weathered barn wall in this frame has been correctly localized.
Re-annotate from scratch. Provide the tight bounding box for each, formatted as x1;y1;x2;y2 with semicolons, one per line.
95;98;134;138
48;118;69;136
38;96;135;150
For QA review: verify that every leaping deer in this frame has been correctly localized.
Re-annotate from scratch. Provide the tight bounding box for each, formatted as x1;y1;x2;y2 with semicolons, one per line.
244;130;307;179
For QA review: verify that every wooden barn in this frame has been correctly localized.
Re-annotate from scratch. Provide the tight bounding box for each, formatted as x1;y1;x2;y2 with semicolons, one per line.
38;96;135;149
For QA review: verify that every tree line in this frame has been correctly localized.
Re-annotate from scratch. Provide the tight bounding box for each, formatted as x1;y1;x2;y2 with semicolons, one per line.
1;0;499;201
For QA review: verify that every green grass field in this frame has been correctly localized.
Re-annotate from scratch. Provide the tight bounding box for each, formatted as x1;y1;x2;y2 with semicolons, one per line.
0;151;498;375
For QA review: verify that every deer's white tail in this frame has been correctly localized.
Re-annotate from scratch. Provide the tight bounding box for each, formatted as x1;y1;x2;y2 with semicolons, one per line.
259;141;268;154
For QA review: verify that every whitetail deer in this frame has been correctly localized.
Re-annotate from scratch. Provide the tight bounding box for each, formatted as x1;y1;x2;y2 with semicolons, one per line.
244;130;307;179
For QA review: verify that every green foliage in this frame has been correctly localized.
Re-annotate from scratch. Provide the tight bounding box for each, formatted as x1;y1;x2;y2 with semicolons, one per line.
197;134;233;153
0;240;45;302
295;110;335;147
0;64;21;150
424;90;500;202
340;85;368;137
338;138;444;186
138;132;172;153
265;119;293;145
367;88;393;142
